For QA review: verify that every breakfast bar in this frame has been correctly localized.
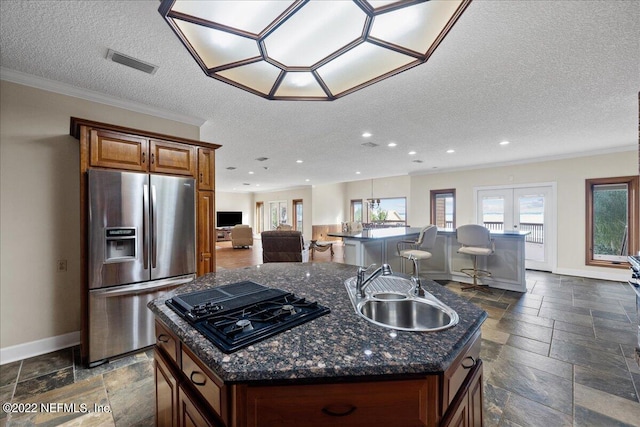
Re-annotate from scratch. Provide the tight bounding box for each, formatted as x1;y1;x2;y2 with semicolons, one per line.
329;227;529;293
149;262;487;427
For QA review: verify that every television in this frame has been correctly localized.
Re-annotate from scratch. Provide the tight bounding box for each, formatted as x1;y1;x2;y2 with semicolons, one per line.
216;211;243;228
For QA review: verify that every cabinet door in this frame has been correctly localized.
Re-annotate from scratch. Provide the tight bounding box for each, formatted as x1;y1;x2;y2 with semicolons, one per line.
155;348;178;427
468;360;484;427
178;387;216;427
441;360;483;427
197;148;215;191
90;129;148;171
150;139;196;176
197;191;215;276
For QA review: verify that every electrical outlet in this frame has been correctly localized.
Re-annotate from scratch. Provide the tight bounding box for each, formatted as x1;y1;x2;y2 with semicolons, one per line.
57;259;67;272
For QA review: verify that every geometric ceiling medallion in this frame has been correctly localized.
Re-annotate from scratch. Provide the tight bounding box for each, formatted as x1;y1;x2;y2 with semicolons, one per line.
158;0;472;101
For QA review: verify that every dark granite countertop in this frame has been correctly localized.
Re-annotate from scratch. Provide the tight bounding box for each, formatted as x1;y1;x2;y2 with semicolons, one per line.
328;227;421;240
148;262;487;384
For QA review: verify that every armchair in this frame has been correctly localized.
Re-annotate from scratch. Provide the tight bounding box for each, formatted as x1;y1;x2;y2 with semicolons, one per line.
231;224;253;248
261;230;304;263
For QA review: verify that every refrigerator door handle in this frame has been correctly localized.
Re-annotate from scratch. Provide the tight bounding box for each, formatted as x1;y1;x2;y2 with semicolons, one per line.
143;184;149;269
151;184;157;268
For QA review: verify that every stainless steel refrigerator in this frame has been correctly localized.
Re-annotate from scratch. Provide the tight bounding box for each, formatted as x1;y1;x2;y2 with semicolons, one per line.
87;169;195;366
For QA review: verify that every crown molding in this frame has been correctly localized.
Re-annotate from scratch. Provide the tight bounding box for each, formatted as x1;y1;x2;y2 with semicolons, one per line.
0;67;206;127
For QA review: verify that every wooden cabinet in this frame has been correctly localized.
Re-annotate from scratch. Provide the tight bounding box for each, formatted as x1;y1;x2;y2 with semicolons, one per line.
89;130;196;176
197;148;215;191
441;360;483;427
197;192;215;276
156;347;180;427
150;139;196;176
237;378;437;427
153;326;483;427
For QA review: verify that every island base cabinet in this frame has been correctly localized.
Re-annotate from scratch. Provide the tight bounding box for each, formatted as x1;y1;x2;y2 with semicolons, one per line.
179;387;218;427
235;378;438;427
441;360;483;427
155;348;179;427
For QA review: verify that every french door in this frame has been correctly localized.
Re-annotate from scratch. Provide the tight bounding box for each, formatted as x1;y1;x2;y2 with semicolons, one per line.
476;185;555;271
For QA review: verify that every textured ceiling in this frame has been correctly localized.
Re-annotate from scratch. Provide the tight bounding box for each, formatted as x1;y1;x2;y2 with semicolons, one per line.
1;0;638;192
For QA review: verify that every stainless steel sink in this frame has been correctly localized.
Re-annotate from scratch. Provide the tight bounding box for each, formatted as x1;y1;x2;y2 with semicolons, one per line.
344;276;459;332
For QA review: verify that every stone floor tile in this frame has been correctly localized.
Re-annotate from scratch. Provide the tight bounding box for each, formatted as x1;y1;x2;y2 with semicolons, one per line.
499;389;572;426
0;384;14;419
574;364;638;402
10;375;114;426
550;340;630;378
75;351;150;382
18;348;73;382
552;329;622;356
482;382;509;427
505;335;549;356
574;383;640;426
538;307;593;327
0;361;21;388
481;325;510;345
493;318;553;343
505;304;539;317
539;300;591;315
502;311;554;328
13;366;75;400
574;405;639;427
552;320;595;338
480;339;503;362
593;323;638;346
499;345;572;380
573;298;628;313
103;361;155;427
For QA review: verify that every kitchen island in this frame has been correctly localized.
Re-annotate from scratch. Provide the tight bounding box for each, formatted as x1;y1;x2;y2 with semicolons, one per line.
330;227;530;292
149;262;486;427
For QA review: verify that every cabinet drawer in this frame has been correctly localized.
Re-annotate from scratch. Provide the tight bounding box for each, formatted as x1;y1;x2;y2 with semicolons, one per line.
242;378;437;426
155;320;179;364
150;139;196;176
181;347;225;419
443;330;481;410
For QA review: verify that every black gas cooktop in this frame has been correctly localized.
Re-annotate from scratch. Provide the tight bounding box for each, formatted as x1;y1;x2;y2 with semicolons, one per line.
166;281;330;353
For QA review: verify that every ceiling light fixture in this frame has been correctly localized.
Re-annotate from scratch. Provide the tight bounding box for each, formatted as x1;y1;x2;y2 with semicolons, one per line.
367;179;380;210
500;140;510;145
362;132;372;138
158;0;471;101
388;142;397;147
296;159;303;163
446;149;455;153
408;151;417;155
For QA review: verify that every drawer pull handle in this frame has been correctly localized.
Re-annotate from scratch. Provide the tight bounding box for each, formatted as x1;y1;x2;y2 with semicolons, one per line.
142;152;146;163
462;356;476;369
190;371;207;386
321;404;357;417
157;334;170;343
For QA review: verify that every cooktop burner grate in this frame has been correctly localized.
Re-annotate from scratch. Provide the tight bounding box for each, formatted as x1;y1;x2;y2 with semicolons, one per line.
166;281;330;353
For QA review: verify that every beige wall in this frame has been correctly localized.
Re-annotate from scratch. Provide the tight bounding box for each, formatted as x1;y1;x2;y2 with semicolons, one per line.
344;176;411;223
312;183;347;225
0;81;199;350
409;151;638;280
215;192;254;227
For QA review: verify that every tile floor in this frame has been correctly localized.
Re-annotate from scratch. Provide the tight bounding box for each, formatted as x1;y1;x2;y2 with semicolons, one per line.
1;271;640;426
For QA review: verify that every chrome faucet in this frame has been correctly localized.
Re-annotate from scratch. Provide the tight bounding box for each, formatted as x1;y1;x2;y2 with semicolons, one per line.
356;263;393;297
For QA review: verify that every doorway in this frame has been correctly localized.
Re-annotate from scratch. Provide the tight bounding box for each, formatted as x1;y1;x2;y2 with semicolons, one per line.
476;184;556;271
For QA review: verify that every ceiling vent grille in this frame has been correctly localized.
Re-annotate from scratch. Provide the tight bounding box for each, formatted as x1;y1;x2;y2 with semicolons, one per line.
226;167;237;170
255;157;269;161
106;49;158;75
361;142;379;148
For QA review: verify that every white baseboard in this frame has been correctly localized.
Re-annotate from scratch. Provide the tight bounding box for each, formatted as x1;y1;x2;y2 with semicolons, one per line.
0;331;80;365
553;267;630;283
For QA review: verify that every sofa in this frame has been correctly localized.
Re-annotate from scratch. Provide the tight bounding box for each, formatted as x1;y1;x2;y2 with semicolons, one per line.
261;230;304;263
231;224;253;248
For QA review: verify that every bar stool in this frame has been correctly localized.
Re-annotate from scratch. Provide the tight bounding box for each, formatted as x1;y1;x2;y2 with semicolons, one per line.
456;224;494;292
397;225;438;278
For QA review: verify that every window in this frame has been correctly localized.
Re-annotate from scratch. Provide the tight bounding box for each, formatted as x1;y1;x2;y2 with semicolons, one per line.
366;198;407;225
586;176;639;268
430;189;456;229
293;199;303;231
350;199;363;222
269;201;288;230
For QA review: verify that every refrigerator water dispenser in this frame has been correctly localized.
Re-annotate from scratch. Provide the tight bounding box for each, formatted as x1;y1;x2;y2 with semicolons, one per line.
105;227;136;261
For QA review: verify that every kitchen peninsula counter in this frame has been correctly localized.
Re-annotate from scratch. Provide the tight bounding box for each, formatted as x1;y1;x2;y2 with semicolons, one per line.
149;262;486;426
331;227;530;293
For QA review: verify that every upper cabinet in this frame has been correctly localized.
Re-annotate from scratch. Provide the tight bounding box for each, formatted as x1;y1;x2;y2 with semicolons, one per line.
197;148;215;191
88;128;196;176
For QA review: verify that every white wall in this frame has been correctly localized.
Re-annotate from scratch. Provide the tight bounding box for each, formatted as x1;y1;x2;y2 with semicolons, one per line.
0;81;200;355
312;183;347;224
215;192;254;228
409;150;637;281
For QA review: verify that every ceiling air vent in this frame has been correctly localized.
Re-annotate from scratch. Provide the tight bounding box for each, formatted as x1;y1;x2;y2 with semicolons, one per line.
361;142;379;148
413;160;424;163
106;49;158;75
255;157;269;162
226;167;237;170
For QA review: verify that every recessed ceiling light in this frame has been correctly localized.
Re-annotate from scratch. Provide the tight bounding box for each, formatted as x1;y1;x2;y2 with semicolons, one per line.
362;132;372;138
296;160;303;163
500;140;510;145
248;171;254;174
388;142;397;147
356;171;361;175
305;179;310;182
446;149;455;154
408;151;417;155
